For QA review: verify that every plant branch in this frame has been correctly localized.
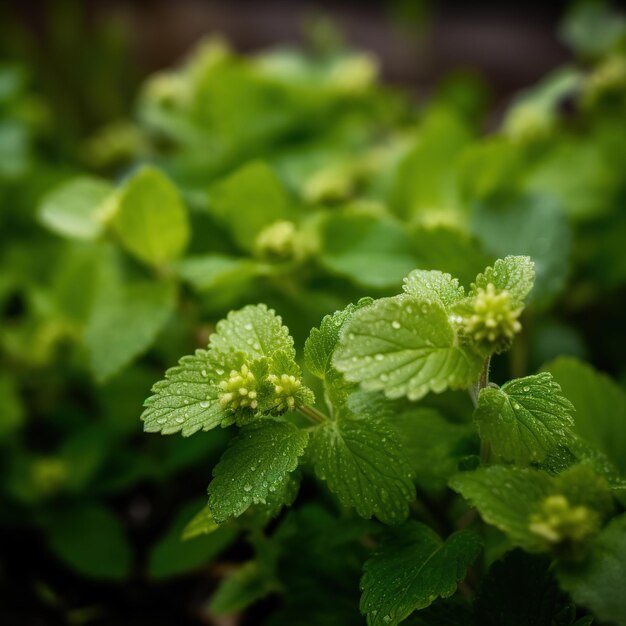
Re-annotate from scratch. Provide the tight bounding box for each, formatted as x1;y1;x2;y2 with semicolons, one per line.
297;404;328;424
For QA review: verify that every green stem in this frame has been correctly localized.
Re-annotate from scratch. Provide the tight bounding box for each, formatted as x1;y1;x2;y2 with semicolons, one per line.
470;356;492;464
297;404;328;425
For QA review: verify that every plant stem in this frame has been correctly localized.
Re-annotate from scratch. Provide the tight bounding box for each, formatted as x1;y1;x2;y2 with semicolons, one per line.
471;356;492;464
297;404;328;424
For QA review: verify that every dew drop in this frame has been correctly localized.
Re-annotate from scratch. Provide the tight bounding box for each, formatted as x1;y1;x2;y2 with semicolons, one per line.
375;354;384;361
244;323;253;330
200;401;210;408
175;416;185;423
243;484;252;492
523;386;530;392
391;321;401;330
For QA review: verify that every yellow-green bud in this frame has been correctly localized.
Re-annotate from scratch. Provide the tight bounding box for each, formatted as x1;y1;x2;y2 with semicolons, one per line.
267;373;302;412
529;495;600;545
255;220;299;261
464;283;522;353
218;364;259;411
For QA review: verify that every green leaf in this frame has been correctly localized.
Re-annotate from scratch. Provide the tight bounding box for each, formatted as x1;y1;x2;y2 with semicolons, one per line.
394;407;478;490
318;211;419;289
208;419;308;523
450;466;553;551
43;505;132;580
474;373;575;465
544;356;626;475
557;514;626;626
86;280;176;383
304;298;373;381
112;165;189;266
210;560;279;615
450;464;612;552
333;296;482;401
471;255;535;306
209;161;291;251
141;349;228;437
360;521;482;626
402;269;465;308
410;224;492;287
308;409;414;525
209;303;295;361
38;176;113;240
182;503;220;541
149;499;238;579
475;549;576;626
471;195;570;302
174;254;260;291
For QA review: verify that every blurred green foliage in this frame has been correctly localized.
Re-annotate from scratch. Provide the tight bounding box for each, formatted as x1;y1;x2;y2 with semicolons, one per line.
0;0;625;623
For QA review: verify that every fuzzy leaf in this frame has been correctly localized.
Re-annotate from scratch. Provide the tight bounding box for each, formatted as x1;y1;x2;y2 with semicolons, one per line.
208;419;308;523
471;255;535;306
474;373;575;464
209;303;295;361
112;166;189;266
308;410;414;525
304;298;373;381
333;296;482;401
450;466;553;551
544;357;626;475
402;270;465;308
142;349;227;437
360;521;482;626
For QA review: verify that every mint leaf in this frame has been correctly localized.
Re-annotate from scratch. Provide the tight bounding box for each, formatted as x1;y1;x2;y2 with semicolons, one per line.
209;161;291;251
304;298;373;381
174;254;260;292
142;349;228;437
208;419;308;523
474;373;575;465
318;212;419;289
210;560;279;615
557;514;626;626
149;499;238;579
360;522;482;626
38;176;113;240
450;466;553;551
451;464;612;552
86;280;176;383
402;269;465;308
210;303;295;361
308;409;414;525
182;504;220;541
471;195;570;302
333;297;482;401
544;356;626;475
471;255;535;306
395;407;478;490
410;224;492;287
112;166;189;266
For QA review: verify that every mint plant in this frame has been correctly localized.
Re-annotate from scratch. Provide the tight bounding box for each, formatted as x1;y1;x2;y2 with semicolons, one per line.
144;254;626;625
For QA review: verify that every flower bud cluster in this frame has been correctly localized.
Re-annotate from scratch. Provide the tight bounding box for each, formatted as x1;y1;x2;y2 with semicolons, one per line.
218;363;258;410
464;283;522;353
